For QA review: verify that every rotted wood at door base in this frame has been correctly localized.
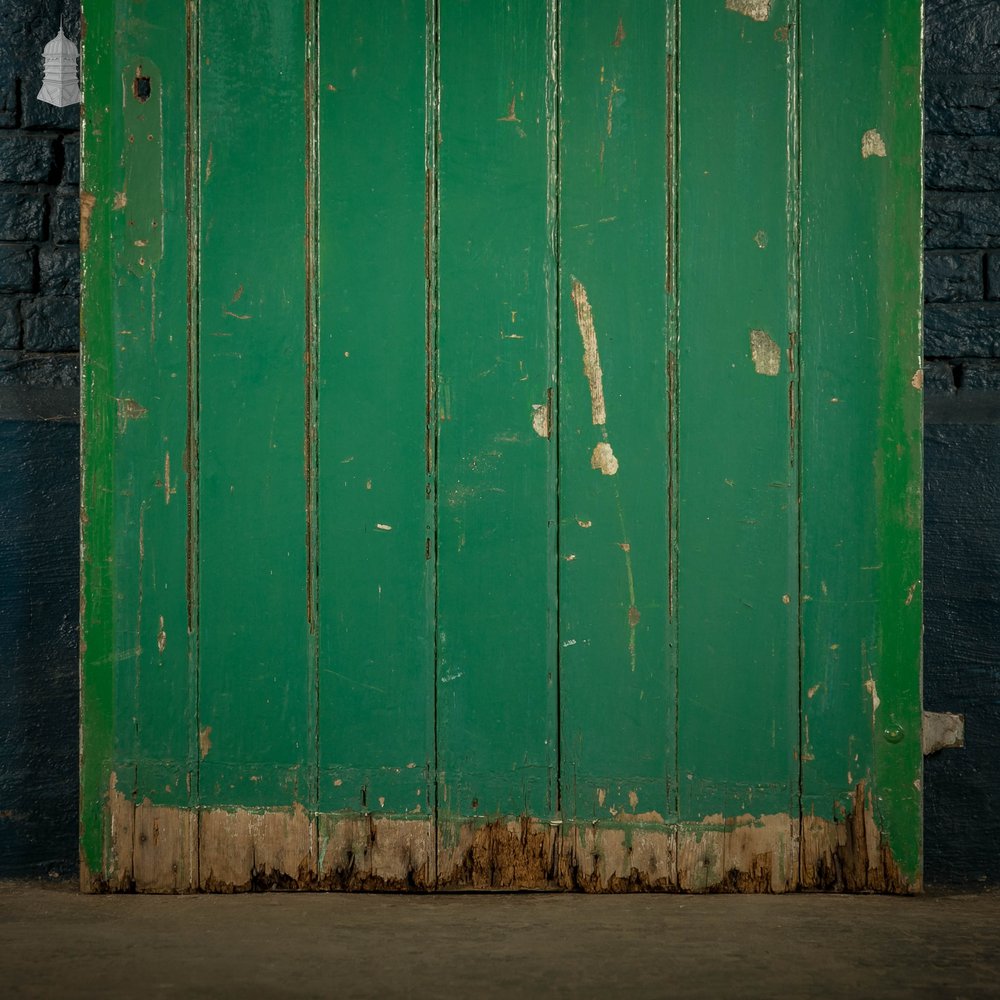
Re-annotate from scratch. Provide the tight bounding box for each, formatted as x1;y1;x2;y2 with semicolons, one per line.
89;777;910;893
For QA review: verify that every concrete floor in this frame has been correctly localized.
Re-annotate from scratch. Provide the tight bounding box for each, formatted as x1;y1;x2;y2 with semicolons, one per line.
1;882;998;999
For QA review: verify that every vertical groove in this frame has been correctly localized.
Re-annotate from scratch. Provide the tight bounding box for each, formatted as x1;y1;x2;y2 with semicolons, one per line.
426;0;441;885
305;0;321;819
787;0;805;885
184;0;202;886
546;0;562;820
667;0;681;878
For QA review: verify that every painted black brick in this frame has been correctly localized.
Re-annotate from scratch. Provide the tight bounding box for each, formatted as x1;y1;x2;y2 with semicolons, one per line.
0;245;34;293
925;252;984;303
925;192;1000;251
21;295;77;351
925;135;1000;192
0;296;20;348
61;133;78;184
987;254;1000;300
925;0;1000;75
0;75;16;129
0;191;45;242
51;192;77;244
925;302;1000;358
0;133;57;183
38;245;77;295
926;76;1000;137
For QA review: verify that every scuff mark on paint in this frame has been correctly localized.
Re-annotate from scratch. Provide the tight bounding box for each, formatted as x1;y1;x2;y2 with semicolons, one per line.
750;329;781;376
162;452;175;505
612;17;626;47
591;442;618;476
628;606;641;627
807;683;822;699
115;397;148;434
861;129;887;158
156;616;166;655
570;278;607;426
199;726;212;760
605;80;623;137
726;0;772;21
597;788;606;806
905;580;919;606
375;523;393;532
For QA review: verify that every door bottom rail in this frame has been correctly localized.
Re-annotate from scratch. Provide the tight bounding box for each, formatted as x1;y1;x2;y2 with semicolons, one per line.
85;778;913;894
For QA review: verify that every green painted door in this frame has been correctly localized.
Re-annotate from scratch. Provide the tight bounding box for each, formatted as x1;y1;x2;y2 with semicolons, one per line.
81;0;922;892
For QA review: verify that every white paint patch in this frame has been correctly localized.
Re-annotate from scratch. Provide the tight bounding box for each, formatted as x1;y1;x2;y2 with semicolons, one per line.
591;441;619;476
531;402;550;438
750;329;781;376
726;0;772;21
861;129;887;158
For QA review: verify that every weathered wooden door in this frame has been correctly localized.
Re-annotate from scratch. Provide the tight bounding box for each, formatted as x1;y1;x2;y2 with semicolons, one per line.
81;0;922;892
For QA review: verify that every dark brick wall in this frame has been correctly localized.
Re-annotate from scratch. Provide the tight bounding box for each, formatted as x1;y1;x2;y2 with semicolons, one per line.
0;0;80;389
922;0;1000;887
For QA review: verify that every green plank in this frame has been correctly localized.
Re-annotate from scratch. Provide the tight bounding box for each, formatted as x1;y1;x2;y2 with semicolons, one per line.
435;1;557;832
116;14;195;814
676;0;799;849
559;2;675;831
197;2;312;809
80;0;118;882
799;0;923;888
316;4;433;820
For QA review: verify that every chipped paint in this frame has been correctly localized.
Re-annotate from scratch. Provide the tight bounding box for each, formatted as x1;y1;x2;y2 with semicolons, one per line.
865;677;881;713
199;725;212;760
910;368;923;390
570;278;607;426
725;0;772;22
591;441;619;476
861;128;887;158
156;615;166;654
750;329;781;376
531;401;550;438
80;189;97;250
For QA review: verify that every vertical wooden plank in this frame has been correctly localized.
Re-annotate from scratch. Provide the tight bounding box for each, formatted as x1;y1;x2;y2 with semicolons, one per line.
675;0;800;891
197;2;314;880
81;0;196;891
314;1;435;888
558;1;677;890
435;1;558;884
79;0;118;890
799;0;923;891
